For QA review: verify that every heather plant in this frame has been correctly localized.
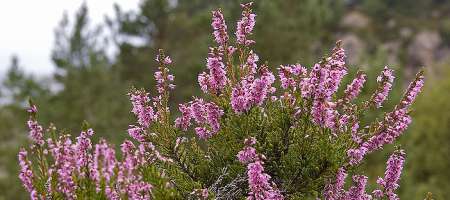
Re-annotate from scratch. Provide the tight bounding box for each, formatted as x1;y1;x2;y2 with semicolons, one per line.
18;2;425;199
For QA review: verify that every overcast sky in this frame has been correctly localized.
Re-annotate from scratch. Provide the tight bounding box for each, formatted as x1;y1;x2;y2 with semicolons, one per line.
0;0;140;76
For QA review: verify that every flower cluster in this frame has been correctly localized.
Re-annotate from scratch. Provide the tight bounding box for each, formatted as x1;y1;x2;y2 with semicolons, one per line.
154;51;175;95
18;105;172;199
211;9;229;46
175;98;224;139
373;150;406;199
343;72;367;102
325;150;406;200
237;138;284;200
236;2;256;46
19;2;426;199
198;48;228;94
18;149;38;200
371;66;395;108
295;43;349;132
323;167;348;200
277;64;307;90
231;65;276;114
348;70;424;165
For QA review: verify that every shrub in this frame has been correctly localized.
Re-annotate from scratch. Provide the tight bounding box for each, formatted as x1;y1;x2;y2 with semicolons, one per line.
18;2;424;199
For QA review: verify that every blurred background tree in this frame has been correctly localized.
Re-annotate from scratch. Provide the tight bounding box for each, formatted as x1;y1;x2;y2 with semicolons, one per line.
1;0;449;199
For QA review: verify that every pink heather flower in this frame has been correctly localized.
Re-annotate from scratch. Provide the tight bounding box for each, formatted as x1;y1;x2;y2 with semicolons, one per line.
195;127;212;140
237;137;258;160
106;186;120;200
231;84;251;114
349;108;411;165
343;72;367;102
372;66;395;108
93;139;117;190
236;2;256;46
155;52;176;95
30;190;39;200
74;129;94;174
127;181;153;200
311;100;339;132
347;147;368;166
175;99;224;139
251;67;276;106
205;102;224;132
244;51;259;75
247;161;284;200
198;48;228;94
399;70;424;109
175;103;193;131
211;9;229;45
237;145;257;164
27;104;38;113
191;99;207;123
278;64;307;89
301;43;347;102
155;54;172;65
350;121;363;144
345;175;371;200
128;125;146;142
323;46;347;99
198;72;209;93
300;63;321;99
120;140;138;170
129;89;155;128
323;167;347;200
27;119;44;146
237;138;284;200
18;149;36;194
376;150;405;199
48;136;77;199
231;67;275;114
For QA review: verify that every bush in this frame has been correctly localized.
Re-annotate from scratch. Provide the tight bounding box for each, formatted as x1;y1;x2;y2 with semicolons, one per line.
17;2;424;199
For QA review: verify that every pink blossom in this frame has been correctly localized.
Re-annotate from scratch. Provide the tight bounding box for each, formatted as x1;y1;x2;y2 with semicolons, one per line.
175;99;224;139
237;138;284;200
128;89;155;128
27;119;44;146
345;175;371;200
18;149;35;194
247;161;284;200
349;108;411;165
231;67;275;114
236;2;256;46
343;72;367;102
372;66;395;108
74;129;94;175
211;9;229;45
155;51;176;95
198;48;228;94
128;125;146;142
237;138;258;164
278;64;306;89
127;181;153;200
244;51;259;75
93;139;117;191
375;150;405;199
323;167;347;200
399;70;424;109
175;103;193;131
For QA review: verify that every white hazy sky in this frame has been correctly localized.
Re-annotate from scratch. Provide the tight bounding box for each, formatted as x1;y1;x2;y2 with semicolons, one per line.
0;0;140;76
